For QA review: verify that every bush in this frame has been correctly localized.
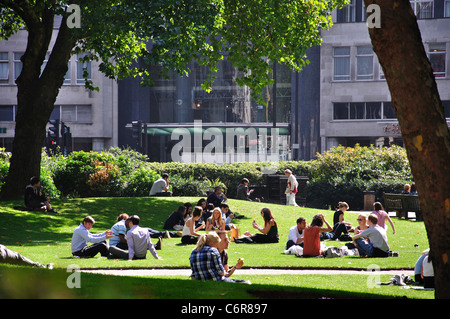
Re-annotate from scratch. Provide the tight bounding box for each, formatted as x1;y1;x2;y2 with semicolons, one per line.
306;145;413;210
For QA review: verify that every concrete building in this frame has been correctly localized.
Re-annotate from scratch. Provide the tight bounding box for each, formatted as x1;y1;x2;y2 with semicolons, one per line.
0;21;118;153
317;0;450;152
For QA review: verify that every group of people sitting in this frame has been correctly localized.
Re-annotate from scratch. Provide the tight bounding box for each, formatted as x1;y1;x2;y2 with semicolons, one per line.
285;201;397;258
161;186;279;246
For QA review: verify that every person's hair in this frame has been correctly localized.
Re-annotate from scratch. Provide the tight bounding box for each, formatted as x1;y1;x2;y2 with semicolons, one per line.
261;207;275;224
195;232;221;251
338;202;349;209
30;176;40;185
219;203;229;209
177;205;187;213
358;214;367;222
184;202;192;209
83;216;95;225
162;173;169;179
404;184;410;191
211;207;223;223
117;213;129;222
410;182;417;193
296;217;305;224
368;214;378;225
284;169;292;174
214;186;222;192
128;215;140;225
197;198;206;206
193;206;203;218
373;201;384;211
310;214;323;227
241;178;249;184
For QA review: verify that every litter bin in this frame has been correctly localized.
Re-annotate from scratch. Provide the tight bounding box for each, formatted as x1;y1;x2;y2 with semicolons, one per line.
364;191;375;211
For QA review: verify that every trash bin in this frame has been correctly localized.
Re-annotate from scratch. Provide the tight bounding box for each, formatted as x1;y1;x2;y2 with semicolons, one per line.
363;191;375;211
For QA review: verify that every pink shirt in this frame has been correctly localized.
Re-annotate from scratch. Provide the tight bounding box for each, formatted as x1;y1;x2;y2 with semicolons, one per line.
372;210;388;229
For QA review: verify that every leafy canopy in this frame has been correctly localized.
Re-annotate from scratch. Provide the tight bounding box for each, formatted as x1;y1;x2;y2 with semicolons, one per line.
0;0;349;103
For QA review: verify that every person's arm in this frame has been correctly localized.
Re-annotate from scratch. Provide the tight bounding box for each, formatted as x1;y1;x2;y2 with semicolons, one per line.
253;219;274;234
319;216;333;233
147;236;161;260
386;214;396;234
224;259;244;278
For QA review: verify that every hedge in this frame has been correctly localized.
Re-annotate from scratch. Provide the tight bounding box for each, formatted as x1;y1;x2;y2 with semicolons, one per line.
0;145;414;210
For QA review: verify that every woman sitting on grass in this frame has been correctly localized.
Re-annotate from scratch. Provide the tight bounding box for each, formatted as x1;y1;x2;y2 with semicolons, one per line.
205;207;226;232
181;206;205;245
302;214;332;257
234;207;279;244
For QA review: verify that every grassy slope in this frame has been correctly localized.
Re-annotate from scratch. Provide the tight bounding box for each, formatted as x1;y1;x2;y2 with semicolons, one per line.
0;196;434;299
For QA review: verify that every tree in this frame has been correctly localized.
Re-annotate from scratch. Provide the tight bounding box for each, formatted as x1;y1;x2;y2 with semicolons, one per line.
0;0;347;198
364;0;450;298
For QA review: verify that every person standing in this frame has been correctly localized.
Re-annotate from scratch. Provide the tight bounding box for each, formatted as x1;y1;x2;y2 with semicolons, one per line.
284;169;299;206
71;216;113;258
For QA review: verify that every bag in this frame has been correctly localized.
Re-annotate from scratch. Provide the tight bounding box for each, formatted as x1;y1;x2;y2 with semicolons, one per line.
230;227;240;242
324;246;344;258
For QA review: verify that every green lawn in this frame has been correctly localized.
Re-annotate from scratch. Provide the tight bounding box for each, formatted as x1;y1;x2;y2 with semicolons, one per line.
0;196;433;299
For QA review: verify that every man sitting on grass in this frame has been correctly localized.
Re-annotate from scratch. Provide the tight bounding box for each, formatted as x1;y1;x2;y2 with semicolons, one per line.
351;214;390;258
71;216;113;258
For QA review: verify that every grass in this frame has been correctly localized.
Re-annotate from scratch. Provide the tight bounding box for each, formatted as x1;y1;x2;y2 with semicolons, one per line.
0;196;433;299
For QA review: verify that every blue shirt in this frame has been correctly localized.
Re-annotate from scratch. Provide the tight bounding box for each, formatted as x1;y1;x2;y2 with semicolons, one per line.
190;245;224;281
109;220;127;246
71;223;107;253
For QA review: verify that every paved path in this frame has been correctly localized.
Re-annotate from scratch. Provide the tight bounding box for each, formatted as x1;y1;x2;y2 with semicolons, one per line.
83;268;414;277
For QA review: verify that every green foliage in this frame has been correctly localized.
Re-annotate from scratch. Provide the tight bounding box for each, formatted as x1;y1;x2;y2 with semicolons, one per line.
307;145;413;210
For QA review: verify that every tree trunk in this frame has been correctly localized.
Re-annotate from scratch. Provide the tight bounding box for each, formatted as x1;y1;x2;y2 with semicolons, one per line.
364;0;450;298
1;15;76;199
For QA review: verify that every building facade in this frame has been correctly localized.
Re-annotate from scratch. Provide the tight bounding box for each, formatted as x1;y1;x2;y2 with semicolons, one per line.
319;0;450;152
0;21;118;153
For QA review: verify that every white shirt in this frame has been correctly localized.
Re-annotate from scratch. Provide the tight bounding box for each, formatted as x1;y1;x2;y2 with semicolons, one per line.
127;225;158;259
288;225;304;244
422;255;434;277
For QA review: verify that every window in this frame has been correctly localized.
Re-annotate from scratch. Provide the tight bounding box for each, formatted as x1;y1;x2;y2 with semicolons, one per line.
14;52;23;80
333;102;383;120
379;63;385;80
0;52;9;84
356;46;374;80
350;102;365;119
366;102;381;119
445;0;450;17
383;102;397;119
443;101;450;118
0;105;14;121
410;0;433;19
59;105;92;123
333;47;350;81
429;43;446;78
76;53;91;84
334;103;349;119
336;0;356;22
64;61;71;84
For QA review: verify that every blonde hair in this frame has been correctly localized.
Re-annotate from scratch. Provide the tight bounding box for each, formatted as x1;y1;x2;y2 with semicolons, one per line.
338;202;349;209
195;232;221;251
